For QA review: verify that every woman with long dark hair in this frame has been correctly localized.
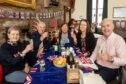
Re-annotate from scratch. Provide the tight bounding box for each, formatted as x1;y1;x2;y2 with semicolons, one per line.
77;19;96;56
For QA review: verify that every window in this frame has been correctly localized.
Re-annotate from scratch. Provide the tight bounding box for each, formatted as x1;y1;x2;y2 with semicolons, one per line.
92;0;103;28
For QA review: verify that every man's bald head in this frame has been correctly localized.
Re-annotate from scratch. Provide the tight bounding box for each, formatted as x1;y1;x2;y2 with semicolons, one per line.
37;21;46;34
101;18;114;29
101;18;114;38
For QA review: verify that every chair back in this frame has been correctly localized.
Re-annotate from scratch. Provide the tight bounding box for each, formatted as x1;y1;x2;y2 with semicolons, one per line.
0;64;3;84
121;65;126;84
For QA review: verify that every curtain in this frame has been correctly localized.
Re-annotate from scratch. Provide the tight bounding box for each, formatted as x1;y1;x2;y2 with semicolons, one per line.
102;0;108;19
86;0;92;25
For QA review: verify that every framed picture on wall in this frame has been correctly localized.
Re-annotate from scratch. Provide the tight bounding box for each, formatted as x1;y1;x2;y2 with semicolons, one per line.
113;7;126;18
50;0;59;6
113;20;120;29
0;0;36;9
121;20;126;30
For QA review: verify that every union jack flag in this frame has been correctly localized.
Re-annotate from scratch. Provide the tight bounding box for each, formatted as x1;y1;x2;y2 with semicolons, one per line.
30;68;38;72
80;57;92;64
76;49;81;54
47;55;58;61
24;74;32;84
34;60;41;66
76;49;84;57
79;53;84;57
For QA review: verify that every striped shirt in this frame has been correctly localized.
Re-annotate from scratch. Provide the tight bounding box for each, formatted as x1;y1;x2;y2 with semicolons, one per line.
91;32;126;69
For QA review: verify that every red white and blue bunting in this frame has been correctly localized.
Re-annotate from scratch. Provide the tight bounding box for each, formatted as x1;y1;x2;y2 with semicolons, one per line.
0;7;64;19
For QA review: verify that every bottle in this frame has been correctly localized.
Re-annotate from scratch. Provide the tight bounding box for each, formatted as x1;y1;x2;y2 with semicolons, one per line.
66;48;70;68
69;53;75;68
40;59;45;71
55;37;59;45
54;45;58;55
66;48;75;68
74;56;79;68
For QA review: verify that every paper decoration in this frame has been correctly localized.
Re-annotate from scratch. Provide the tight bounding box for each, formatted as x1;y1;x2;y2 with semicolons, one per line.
39;13;43;19
15;11;19;19
8;10;14;18
48;13;50;18
20;12;25;19
26;12;30;19
42;13;44;19
0;8;5;18
51;12;53;18
30;12;36;19
45;13;48;18
0;8;64;19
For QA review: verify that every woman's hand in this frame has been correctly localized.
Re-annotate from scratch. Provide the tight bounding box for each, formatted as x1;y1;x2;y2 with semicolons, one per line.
83;52;90;57
22;44;33;55
40;32;48;41
24;63;30;73
37;48;44;57
43;32;48;39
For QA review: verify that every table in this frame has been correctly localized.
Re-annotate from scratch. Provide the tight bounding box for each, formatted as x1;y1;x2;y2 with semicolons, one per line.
24;47;104;84
25;48;67;84
80;70;106;84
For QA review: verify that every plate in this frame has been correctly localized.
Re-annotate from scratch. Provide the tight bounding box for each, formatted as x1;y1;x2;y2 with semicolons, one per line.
53;57;66;68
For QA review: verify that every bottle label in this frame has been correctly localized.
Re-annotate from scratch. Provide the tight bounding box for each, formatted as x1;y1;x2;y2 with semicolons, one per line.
53;45;58;51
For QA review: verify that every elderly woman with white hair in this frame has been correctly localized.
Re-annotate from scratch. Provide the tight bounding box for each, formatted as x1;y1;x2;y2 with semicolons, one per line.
91;18;126;82
0;26;33;83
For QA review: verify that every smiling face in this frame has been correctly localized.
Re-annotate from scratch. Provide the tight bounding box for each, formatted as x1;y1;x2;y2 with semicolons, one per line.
101;19;114;38
61;24;68;34
8;29;20;43
37;22;46;34
79;20;87;32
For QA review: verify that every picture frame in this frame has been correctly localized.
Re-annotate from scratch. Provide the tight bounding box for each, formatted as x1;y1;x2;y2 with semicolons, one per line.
114;20;120;28
0;0;36;9
113;7;126;18
120;20;126;30
113;20;126;31
50;0;59;6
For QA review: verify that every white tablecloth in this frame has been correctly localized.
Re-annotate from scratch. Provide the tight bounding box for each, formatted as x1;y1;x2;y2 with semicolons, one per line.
80;71;106;84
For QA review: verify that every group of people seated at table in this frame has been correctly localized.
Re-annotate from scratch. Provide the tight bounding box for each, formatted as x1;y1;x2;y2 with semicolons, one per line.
0;18;126;84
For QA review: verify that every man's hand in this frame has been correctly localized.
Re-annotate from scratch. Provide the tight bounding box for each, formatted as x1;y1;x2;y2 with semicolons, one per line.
98;53;113;62
40;32;48;41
